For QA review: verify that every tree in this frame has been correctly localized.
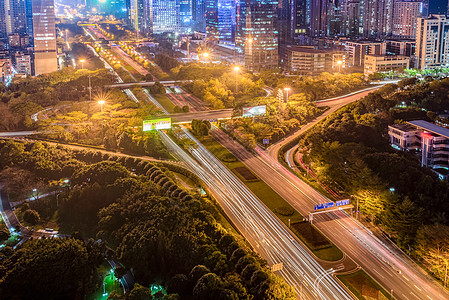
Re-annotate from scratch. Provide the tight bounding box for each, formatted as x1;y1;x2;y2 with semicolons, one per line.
0;228;9;241
23;209;40;225
193;273;222;300
416;223;449;287
0;238;102;299
383;197;424;248
127;283;152;300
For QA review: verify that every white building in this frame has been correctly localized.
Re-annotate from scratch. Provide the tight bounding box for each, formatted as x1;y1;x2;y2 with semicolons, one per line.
388;120;449;180
344;41;386;67
392;0;424;39
416;15;449;70
364;55;410;76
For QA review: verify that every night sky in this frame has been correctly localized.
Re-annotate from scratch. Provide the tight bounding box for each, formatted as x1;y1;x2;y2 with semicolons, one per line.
429;0;448;14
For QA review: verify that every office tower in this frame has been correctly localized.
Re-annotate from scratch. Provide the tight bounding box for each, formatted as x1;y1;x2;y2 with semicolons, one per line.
205;0;235;44
392;1;424;39
180;0;193;29
32;0;57;75
0;0;28;38
151;0;181;34
129;0;147;34
277;0;291;44
327;0;344;36
236;0;278;71
362;0;393;38
193;0;206;31
291;0;308;43
416;14;449;69
25;0;32;36
342;0;361;37
310;0;328;36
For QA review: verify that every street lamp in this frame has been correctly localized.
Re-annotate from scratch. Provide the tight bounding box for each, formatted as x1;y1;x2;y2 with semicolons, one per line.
98;100;105;141
234;66;240;94
284;87;291;103
80;59;85;69
336;60;343;73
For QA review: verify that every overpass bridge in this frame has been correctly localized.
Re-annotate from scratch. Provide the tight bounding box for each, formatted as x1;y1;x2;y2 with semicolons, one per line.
169;109;234;124
106;80;194;89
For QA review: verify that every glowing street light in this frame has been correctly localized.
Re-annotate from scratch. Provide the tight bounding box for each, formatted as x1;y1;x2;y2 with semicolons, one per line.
336;60;343;73
98;100;105;141
80;59;85;69
234;66;240;94
284;87;291;103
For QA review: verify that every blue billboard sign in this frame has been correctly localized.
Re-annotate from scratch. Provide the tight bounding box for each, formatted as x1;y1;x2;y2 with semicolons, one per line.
314;202;334;210
336;199;350;207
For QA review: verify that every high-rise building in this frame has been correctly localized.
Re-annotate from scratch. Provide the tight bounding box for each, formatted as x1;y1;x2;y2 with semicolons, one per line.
362;0;393;38
0;0;29;38
416;14;449;69
290;0;308;43
205;0;235;44
236;0;278;71
193;0;206;31
129;0;146;34
310;0;328;36
32;0;57;75
151;0;181;34
277;0;291;44
341;0;361;37
180;0;193;29
392;0;424;39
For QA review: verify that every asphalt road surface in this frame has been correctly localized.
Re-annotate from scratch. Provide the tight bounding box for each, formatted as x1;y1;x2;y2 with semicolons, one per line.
160;129;354;299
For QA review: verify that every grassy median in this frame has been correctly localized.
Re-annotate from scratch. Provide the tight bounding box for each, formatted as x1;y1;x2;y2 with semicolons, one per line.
197;133;345;261
197;135;303;226
337;270;390;300
152;94;176;113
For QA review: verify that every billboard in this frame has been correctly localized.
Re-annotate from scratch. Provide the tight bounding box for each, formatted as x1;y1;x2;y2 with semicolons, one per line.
242;105;266;117
143;118;171;131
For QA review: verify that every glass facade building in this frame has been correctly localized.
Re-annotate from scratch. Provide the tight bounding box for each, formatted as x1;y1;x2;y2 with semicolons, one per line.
236;0;278;71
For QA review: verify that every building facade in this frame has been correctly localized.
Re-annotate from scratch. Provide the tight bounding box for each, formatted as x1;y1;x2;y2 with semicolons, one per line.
344;41;386;66
416;14;449;70
236;0;278;71
205;0;235;44
364;54;410;75
279;45;341;75
392;0;424;39
32;0;57;75
13;51;31;75
389;120;449;180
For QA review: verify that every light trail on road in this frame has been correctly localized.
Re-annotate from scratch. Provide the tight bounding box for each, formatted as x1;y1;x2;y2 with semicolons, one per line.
211;120;449;300
159;129;354;299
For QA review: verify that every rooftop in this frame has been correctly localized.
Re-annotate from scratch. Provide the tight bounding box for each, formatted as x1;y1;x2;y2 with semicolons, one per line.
390;123;420;132
408;120;449;139
282;45;335;54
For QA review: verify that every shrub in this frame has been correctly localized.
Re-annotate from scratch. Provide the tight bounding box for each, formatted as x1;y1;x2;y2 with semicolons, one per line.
275;206;294;216
23;209;40;225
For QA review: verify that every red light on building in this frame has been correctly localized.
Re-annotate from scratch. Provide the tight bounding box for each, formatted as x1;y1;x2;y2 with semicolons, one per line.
421;132;433;139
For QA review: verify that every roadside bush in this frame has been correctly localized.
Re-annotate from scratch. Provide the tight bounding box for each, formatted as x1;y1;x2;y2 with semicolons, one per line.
23;209;40;225
275;206;294;216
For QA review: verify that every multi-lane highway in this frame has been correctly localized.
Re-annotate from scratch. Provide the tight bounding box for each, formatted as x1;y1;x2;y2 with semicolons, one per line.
209;87;449;300
166;87;208;112
160;128;354;299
